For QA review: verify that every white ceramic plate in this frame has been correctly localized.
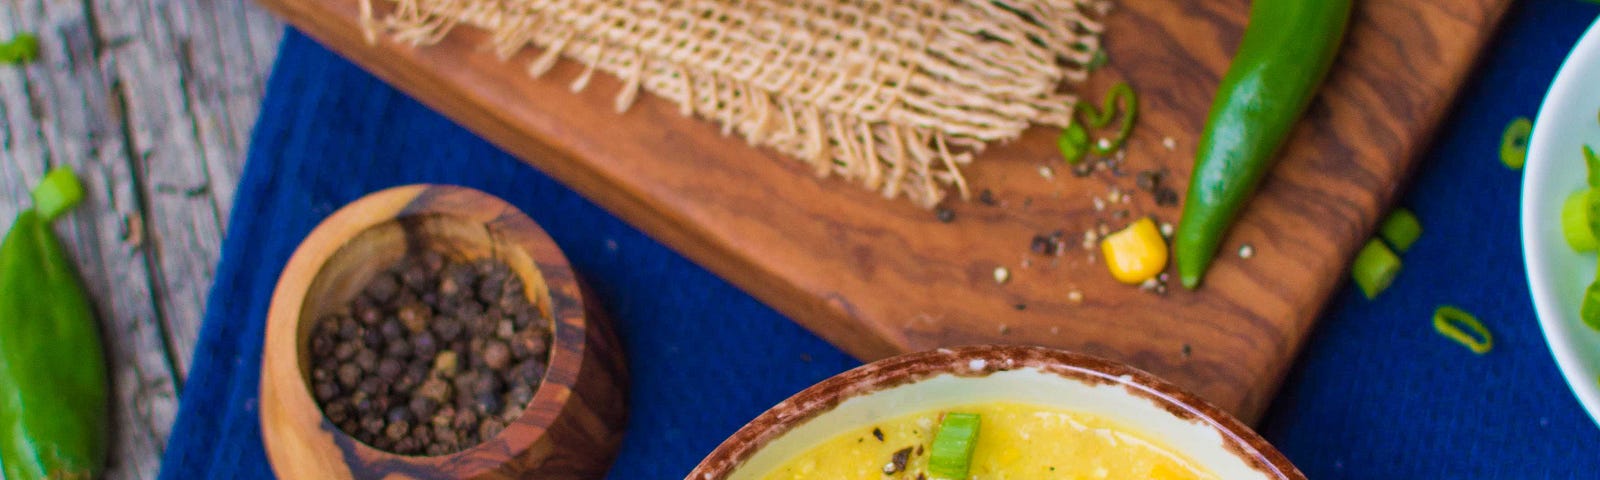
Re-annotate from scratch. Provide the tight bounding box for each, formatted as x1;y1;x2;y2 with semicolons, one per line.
1522;18;1600;428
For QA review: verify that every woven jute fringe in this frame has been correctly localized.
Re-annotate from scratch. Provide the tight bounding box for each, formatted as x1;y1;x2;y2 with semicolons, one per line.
361;0;1110;208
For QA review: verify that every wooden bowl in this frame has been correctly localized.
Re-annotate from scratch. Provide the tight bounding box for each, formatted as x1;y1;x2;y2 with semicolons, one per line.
260;185;627;479
690;345;1303;480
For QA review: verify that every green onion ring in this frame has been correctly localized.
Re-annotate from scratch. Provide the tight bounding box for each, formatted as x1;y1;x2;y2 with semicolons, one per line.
1076;82;1138;155
1433;305;1492;354
1499;117;1532;170
1057;123;1090;164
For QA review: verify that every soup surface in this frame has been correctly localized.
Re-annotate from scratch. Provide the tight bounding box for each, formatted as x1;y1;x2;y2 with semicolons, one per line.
759;402;1215;480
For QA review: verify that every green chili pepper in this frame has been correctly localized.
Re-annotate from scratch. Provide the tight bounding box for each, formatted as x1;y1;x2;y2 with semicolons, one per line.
0;167;108;480
1175;0;1353;289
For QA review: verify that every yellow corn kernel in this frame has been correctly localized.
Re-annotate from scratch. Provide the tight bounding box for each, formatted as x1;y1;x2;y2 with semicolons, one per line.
1100;217;1168;284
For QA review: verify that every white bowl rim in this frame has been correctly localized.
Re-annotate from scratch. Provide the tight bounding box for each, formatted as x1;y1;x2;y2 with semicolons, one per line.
1521;18;1600;428
686;345;1302;479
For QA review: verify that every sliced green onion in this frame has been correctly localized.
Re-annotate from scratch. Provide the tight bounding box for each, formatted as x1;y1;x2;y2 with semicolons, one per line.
1433;305;1492;354
31;167;84;221
1378;208;1422;253
0;33;39;65
1058;123;1090;164
1587;183;1600;252
1499;117;1531;170
1351;239;1400;300
1076;82;1138;155
1087;49;1109;72
1562;189;1598;252
1582;280;1600;332
928;413;980;480
1587;145;1600;187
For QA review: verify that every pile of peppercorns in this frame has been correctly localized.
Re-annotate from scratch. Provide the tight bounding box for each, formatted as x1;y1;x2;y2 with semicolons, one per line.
308;251;552;456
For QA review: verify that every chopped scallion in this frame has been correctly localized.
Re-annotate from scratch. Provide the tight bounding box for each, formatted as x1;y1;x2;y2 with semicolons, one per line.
1499;117;1531;170
1087;49;1109;72
1582;281;1600;332
1077;82;1138;155
1587;145;1600;187
0;33;39;65
1378;208;1422;252
1562;189;1598;252
1579;140;1600;333
1432;305;1492;354
1351;239;1400;299
928;413;980;480
1058;123;1090;164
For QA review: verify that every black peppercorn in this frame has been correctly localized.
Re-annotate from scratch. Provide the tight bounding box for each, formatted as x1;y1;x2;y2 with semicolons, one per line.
310;252;552;455
376;358;404;382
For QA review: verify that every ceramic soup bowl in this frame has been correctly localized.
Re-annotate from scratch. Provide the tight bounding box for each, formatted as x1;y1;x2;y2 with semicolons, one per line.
690;345;1302;479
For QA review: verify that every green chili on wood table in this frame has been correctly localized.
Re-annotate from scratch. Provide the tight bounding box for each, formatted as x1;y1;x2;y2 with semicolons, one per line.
1175;0;1353;289
0;167;108;480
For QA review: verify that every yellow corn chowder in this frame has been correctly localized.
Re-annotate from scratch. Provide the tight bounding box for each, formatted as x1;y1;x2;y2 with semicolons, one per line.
760;402;1215;480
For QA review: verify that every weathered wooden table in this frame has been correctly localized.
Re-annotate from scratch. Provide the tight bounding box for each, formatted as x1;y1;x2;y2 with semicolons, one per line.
1;0;280;477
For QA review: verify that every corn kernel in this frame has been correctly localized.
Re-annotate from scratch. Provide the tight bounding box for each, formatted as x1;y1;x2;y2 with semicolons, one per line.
1100;217;1168;284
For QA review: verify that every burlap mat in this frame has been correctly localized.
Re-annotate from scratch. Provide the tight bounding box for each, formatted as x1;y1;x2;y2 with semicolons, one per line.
362;0;1109;207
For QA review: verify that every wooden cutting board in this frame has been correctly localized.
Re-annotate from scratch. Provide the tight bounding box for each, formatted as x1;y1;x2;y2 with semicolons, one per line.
255;0;1511;422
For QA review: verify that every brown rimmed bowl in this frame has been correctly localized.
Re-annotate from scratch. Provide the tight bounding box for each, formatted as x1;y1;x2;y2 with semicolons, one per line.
260;184;627;479
689;345;1302;480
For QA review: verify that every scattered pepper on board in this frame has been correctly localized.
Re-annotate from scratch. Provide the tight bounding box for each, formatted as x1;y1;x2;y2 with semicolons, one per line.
1175;0;1354;289
0;167;109;480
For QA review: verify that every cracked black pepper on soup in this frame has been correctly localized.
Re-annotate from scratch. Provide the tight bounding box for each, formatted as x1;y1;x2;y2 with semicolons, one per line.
307;250;552;456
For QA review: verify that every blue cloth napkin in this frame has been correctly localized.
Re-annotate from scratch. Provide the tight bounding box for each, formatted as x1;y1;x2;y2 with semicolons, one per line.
160;0;1600;477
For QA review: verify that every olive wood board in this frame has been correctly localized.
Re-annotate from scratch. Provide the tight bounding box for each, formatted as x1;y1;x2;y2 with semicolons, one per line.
251;0;1512;422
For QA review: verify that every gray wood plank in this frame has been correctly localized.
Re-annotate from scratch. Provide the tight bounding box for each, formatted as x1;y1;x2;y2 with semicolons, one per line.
86;0;280;377
0;0;280;476
0;1;179;477
182;0;283;216
92;0;224;379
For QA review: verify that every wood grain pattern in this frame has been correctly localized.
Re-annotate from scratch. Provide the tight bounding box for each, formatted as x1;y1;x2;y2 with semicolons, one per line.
1;0;279;476
259;185;627;479
250;0;1510;422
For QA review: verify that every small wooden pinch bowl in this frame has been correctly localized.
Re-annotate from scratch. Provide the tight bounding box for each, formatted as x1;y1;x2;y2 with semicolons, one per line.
260;184;627;479
691;345;1303;480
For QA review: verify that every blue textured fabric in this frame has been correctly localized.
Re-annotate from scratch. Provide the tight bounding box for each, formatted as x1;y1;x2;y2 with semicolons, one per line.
160;1;1600;478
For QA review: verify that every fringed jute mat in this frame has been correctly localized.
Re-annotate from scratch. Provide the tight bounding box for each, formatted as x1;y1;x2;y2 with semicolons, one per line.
361;0;1109;207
